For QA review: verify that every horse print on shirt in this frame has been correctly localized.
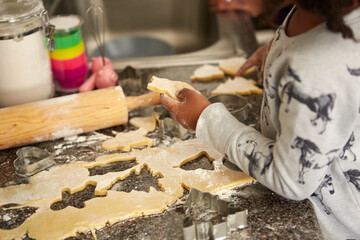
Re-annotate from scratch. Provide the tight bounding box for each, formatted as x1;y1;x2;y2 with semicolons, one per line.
262;94;270;126
237;140;273;178
291;136;321;184
260;144;274;175
344;169;360;192
275;28;282;42
284;67;336;134
347;66;360;76
339;132;356;162
265;74;277;99
311;174;334;215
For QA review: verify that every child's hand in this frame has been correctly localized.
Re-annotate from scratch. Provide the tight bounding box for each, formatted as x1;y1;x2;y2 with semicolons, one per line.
236;39;273;83
160;88;211;131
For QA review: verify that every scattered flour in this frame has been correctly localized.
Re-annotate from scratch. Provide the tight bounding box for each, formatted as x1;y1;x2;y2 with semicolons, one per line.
53;131;112;163
2;214;11;222
51;128;83;139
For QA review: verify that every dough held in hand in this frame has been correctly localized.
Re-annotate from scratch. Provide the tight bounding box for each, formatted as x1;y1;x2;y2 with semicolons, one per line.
147;76;200;100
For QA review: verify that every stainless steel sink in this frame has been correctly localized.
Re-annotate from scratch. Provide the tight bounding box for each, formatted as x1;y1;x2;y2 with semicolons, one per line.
45;0;258;69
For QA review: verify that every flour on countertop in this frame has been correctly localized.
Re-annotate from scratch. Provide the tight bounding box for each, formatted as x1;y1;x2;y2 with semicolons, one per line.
53;131;112;163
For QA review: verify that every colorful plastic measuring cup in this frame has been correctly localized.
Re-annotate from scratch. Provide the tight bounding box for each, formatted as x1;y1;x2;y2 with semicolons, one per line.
49;15;88;92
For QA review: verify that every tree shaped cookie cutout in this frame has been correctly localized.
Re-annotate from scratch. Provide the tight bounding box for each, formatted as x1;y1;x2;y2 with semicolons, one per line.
211;77;263;96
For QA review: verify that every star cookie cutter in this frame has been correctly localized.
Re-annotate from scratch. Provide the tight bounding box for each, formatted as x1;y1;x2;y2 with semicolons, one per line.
182;188;248;240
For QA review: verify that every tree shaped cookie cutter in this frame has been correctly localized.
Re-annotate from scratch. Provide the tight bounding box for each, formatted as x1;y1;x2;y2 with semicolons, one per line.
183;188;248;240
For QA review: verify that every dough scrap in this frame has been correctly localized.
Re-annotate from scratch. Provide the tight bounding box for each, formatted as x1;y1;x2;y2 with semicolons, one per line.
219;57;256;76
129;114;157;132
190;64;225;81
102;128;153;151
0;139;254;240
147;76;200;100
211;77;263;96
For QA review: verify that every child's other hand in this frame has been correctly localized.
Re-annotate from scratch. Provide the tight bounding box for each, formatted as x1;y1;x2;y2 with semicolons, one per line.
236;39;273;82
160;88;211;131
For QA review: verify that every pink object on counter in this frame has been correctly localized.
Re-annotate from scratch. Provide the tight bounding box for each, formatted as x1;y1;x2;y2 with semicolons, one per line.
78;57;118;92
91;57;112;73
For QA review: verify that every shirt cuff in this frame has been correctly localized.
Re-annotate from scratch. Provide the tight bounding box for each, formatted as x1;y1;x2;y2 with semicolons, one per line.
195;102;244;154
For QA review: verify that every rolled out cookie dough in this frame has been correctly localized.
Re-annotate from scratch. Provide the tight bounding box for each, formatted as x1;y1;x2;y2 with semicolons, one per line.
0;139;254;240
147;76;200;100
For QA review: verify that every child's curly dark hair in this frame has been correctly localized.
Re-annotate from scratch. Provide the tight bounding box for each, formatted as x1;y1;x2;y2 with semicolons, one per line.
259;0;358;40
297;0;358;40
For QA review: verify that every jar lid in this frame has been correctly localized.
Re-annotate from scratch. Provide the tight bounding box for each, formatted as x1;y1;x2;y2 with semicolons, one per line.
0;0;45;38
0;0;44;23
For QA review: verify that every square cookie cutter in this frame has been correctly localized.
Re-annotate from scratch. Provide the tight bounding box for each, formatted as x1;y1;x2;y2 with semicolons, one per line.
13;147;55;177
183;188;248;240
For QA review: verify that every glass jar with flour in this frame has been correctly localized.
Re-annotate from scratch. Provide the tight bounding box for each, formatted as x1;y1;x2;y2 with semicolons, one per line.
0;0;55;107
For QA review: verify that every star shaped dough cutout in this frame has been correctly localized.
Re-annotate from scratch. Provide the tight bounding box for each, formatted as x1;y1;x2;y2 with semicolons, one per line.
219;57;256;76
102;128;153;151
211;76;262;96
190;64;225;81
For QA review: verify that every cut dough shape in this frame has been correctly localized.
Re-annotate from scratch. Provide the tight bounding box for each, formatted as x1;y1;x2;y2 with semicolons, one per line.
0;139;254;240
190;64;225;81
129;114;157;132
102;128;153;151
147;76;200;100
219;57;256;76
211;77;263;96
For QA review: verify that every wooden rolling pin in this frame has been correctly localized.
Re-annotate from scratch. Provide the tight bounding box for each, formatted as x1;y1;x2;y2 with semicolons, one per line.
0;87;160;150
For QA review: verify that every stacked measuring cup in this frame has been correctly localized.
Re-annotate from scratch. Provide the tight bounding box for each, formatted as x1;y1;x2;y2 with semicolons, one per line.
49;15;88;92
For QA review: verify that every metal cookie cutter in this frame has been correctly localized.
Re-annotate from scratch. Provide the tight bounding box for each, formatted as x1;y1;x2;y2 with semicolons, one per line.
153;106;193;140
13;147;55;177
183;188;248;240
208;94;252;123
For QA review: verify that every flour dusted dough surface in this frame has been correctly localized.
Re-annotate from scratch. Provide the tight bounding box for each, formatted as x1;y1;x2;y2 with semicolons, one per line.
219;57;256;76
211;77;263;96
0;139;254;240
190;64;225;81
102;128;153;151
147;76;200;100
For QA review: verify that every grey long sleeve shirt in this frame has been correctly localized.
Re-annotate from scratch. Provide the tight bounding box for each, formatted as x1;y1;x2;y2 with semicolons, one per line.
196;6;360;239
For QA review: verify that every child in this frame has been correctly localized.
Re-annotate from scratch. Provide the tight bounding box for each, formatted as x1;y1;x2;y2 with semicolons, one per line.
209;0;294;26
161;0;360;239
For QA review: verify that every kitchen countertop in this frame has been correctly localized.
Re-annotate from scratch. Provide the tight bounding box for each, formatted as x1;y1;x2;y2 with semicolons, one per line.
0;65;323;239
